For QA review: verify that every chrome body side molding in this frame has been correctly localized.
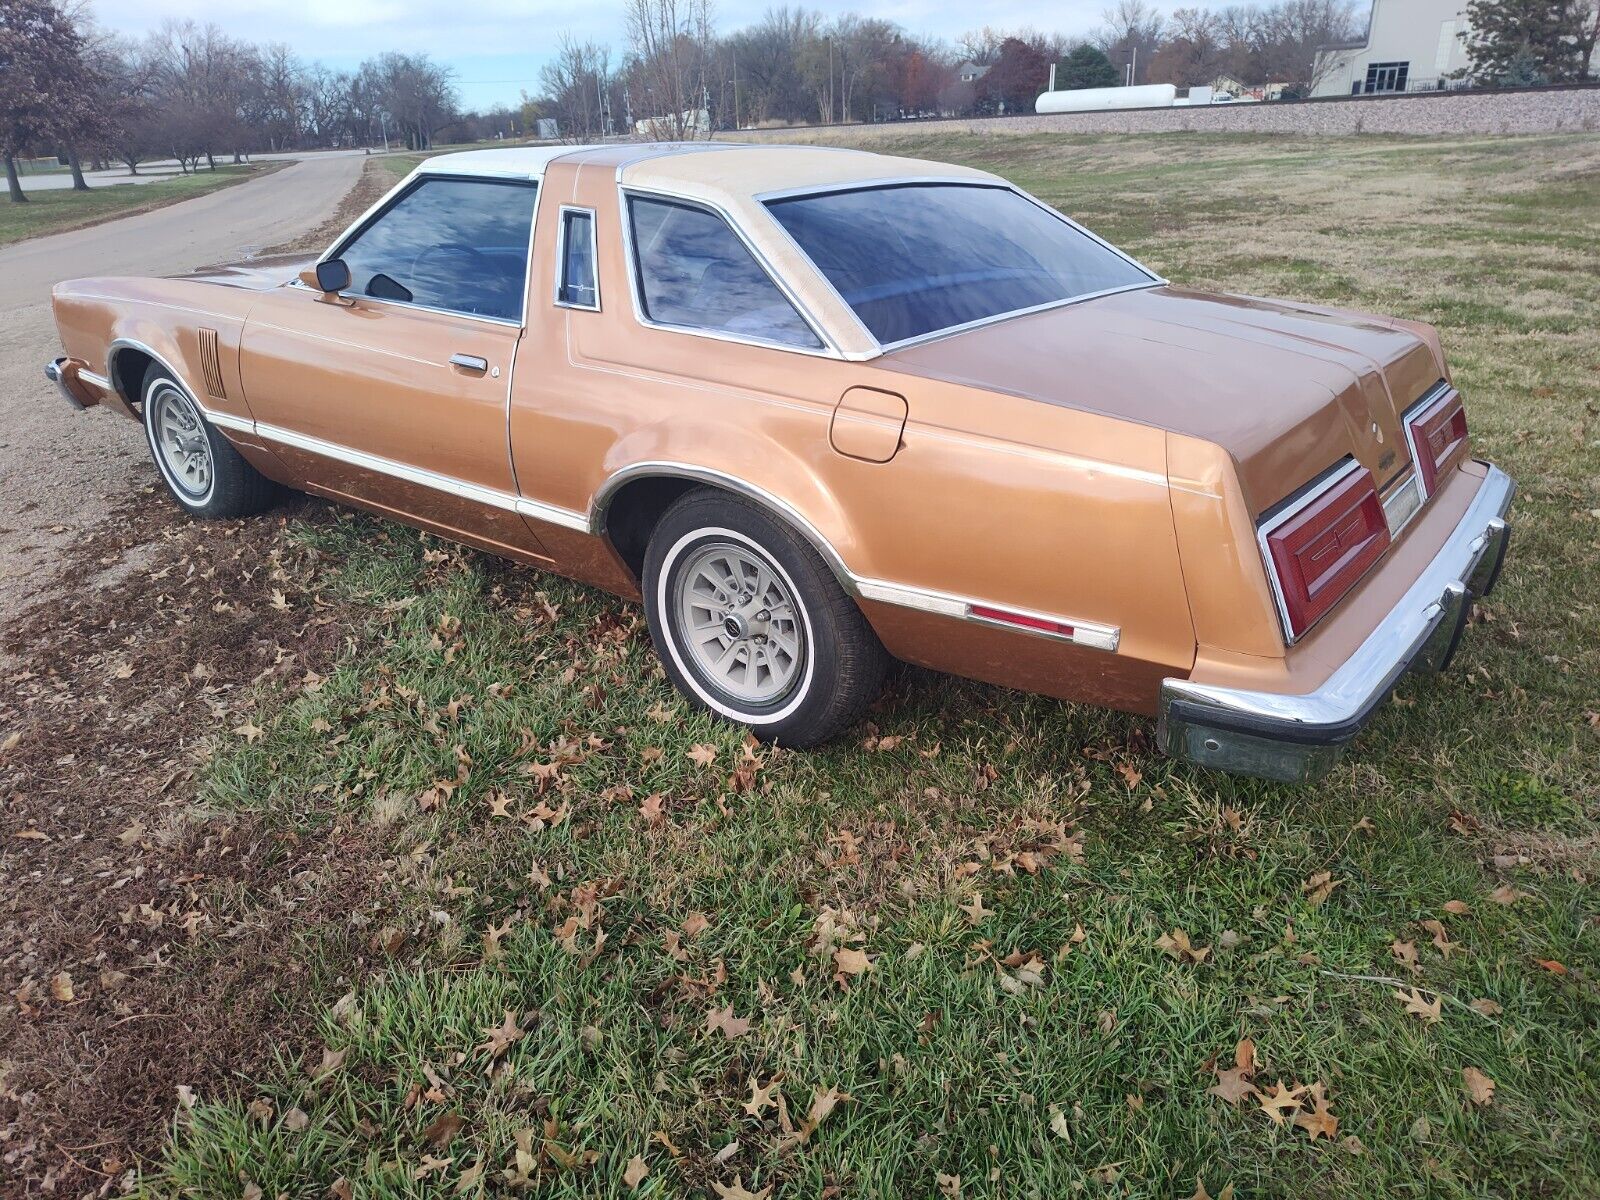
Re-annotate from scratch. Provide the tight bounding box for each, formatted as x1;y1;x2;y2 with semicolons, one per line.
591;460;1121;653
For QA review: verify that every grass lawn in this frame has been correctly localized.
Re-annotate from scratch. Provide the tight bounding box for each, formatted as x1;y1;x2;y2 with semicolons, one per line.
0;164;266;248
4;133;1597;1199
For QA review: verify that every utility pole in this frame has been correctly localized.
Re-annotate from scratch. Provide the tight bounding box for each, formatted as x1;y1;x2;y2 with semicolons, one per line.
828;35;835;123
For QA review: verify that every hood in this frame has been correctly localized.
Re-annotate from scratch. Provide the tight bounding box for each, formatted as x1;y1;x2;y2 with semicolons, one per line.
879;285;1443;515
175;253;316;292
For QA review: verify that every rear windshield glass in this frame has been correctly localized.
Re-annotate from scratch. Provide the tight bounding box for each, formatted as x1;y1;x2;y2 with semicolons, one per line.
765;183;1154;345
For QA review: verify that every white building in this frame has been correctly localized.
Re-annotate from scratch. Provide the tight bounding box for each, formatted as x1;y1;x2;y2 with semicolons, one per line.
1312;0;1473;97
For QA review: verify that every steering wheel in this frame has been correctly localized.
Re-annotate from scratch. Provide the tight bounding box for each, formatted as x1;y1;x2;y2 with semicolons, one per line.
412;241;493;277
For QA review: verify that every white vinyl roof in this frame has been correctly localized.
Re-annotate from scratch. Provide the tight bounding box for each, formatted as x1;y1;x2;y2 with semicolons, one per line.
414;145;603;180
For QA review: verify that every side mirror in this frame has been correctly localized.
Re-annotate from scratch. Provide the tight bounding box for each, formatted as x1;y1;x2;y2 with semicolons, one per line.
314;258;351;294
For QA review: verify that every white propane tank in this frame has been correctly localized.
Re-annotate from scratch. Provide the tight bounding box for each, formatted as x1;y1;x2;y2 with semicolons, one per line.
1035;83;1177;113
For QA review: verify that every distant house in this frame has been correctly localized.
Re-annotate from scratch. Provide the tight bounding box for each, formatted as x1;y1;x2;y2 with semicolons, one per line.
955;62;990;85
1210;74;1296;101
1311;0;1474;97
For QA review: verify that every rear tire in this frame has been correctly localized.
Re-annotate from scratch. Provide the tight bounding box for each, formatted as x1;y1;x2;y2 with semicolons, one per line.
643;488;888;747
141;367;277;519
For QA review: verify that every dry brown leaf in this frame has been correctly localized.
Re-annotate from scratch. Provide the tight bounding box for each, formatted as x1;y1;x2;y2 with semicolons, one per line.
686;743;718;768
744;1075;781;1117
1421;919;1462;959
705;1005;751;1040
1302;871;1341;906
1391;939;1419;972
50;972;74;1002
1156;928;1210;964
422;1111;466;1150
1256;1081;1304;1126
682;912;711;938
1393;987;1443;1024
958;893;993;925
1442;899;1472;915
833;946;873;979
622;1154;649;1189
1462;1066;1495;1106
1468;997;1503;1017
311;1046;348;1081
1209;1037;1258;1106
477;1010;523;1059
711;1176;771;1200
1488;884;1528;905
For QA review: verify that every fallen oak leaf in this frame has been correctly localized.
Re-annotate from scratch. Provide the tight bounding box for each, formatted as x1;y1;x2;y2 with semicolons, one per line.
1393;987;1443;1024
422;1112;466;1150
1256;1081;1304;1126
622;1154;649;1190
705;1005;751;1040
477;1010;524;1059
711;1176;771;1200
1468;997;1503;1017
1156;928;1210;964
1462;1066;1495;1107
1421;919;1462;959
1302;871;1341;906
743;1074;782;1117
1209;1038;1258;1106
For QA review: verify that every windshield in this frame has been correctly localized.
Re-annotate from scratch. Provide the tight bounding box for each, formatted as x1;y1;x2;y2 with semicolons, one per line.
765;183;1155;346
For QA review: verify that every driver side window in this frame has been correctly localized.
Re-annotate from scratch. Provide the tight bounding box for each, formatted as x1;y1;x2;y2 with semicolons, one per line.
334;177;537;323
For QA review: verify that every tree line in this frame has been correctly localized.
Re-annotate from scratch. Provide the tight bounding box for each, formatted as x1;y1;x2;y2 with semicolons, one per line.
5;0;1598;204
2;0;458;202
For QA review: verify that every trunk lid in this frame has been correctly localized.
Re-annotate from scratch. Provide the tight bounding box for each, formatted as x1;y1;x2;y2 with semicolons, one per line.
878;285;1443;516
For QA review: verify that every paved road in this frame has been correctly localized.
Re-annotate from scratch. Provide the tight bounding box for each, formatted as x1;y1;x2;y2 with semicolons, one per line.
16;148;381;192
0;153;365;621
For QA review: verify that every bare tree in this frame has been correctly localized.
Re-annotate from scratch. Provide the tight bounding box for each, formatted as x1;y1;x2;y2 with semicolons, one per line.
1095;0;1167;84
625;0;715;139
540;35;613;141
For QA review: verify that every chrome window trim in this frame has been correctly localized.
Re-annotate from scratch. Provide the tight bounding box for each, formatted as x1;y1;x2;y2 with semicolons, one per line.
312;173;541;329
617;185;842;360
1401;381;1456;500
591;460;1119;653
1255;457;1367;647
756;178;1166;356
554;205;601;312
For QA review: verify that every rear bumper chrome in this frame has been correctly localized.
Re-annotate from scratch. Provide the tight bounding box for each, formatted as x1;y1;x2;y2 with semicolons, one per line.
1158;462;1515;783
46;357;88;410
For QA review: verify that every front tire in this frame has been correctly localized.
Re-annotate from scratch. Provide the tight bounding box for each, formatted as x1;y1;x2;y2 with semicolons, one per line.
141;368;277;519
643;489;888;747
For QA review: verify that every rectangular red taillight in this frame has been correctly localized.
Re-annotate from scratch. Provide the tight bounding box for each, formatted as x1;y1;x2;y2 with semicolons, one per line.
1405;386;1468;497
1261;462;1390;641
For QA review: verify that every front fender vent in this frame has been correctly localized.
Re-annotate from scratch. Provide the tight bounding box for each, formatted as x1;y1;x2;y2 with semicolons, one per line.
197;328;226;400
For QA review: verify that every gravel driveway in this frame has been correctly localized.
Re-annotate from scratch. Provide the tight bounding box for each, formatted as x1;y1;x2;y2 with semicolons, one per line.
0;152;366;623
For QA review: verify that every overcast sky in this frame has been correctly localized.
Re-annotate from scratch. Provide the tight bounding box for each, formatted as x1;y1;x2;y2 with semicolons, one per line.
86;0;1197;110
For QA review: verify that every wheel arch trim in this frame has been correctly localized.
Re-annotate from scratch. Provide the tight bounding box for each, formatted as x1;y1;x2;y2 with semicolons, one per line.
589;460;1121;653
107;337;254;433
591;461;858;593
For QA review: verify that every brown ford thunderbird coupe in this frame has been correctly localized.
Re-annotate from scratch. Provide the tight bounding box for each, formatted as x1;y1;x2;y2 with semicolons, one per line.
45;144;1513;782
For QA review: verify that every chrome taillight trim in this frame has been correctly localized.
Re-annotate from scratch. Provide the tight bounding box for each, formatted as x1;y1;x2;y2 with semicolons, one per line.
1402;381;1460;500
1256;457;1367;647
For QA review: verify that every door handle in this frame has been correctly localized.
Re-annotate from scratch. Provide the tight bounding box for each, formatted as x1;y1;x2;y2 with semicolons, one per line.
449;353;489;373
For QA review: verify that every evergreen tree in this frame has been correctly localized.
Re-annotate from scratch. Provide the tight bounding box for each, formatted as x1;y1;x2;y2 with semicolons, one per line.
1059;44;1120;90
1461;0;1594;85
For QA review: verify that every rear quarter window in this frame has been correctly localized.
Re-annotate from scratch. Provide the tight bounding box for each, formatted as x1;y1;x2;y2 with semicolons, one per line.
766;183;1153;346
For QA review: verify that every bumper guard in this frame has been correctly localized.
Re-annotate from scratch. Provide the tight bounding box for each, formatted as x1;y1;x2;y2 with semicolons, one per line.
1158;462;1515;783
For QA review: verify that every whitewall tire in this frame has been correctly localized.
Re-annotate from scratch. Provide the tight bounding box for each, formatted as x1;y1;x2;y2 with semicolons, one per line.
643;489;888;746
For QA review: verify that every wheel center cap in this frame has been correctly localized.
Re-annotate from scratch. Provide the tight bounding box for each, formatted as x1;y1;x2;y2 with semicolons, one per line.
723;614;748;640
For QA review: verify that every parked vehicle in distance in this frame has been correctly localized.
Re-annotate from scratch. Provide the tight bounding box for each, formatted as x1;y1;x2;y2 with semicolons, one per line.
45;144;1513;782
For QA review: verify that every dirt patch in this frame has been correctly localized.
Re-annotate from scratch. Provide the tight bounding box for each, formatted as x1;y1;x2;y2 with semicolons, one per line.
0;496;385;1195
